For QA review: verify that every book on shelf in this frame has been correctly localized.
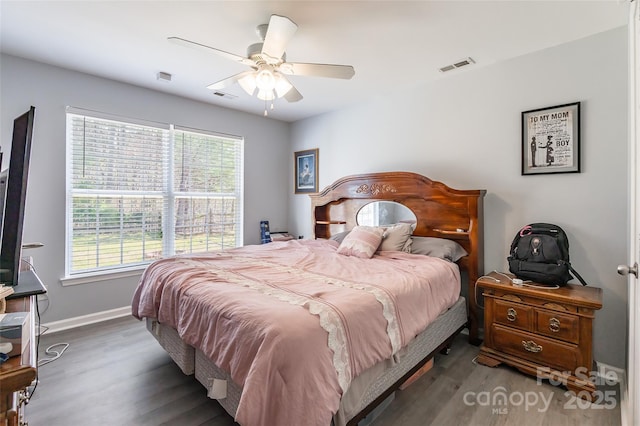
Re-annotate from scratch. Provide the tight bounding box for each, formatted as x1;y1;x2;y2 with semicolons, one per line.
270;232;294;242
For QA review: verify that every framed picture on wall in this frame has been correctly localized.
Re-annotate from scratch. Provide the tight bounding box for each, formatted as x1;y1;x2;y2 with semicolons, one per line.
294;148;318;193
522;102;581;175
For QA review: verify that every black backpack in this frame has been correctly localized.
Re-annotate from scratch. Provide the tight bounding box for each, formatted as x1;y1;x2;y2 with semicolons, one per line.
507;223;587;286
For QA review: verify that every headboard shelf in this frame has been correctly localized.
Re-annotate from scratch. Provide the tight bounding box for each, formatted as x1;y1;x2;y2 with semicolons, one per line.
433;229;470;235
309;171;486;344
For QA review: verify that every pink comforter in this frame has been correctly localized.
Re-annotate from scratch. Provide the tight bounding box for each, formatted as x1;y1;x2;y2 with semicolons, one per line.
131;239;460;426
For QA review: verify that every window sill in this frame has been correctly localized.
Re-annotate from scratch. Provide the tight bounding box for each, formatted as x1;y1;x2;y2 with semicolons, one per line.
60;265;147;287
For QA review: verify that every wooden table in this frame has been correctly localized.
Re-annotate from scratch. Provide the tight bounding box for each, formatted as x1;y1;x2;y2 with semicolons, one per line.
0;270;46;426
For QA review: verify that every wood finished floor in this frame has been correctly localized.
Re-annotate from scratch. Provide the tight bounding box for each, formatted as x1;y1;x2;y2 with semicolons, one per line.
25;316;621;426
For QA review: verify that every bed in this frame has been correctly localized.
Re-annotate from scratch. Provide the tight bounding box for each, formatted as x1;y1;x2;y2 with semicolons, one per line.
132;171;485;426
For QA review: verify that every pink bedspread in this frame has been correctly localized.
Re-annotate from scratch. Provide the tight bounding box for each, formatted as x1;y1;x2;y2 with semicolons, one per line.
132;239;460;426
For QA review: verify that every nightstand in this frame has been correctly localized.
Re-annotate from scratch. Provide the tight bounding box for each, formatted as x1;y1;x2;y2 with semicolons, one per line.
476;271;602;400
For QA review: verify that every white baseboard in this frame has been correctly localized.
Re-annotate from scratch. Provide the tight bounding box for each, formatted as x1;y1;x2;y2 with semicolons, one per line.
596;360;625;385
42;306;132;334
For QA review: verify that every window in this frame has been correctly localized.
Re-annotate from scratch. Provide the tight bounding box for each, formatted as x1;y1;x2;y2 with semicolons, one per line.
66;108;244;276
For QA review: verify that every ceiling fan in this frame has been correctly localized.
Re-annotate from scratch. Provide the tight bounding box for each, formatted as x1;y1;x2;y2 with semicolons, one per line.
169;14;355;115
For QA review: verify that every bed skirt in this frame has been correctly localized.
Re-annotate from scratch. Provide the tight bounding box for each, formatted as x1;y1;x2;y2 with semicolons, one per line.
195;347;241;417
145;318;195;375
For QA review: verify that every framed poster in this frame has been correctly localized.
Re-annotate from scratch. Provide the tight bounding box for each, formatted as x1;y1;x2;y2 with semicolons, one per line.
294;148;318;193
522;102;580;175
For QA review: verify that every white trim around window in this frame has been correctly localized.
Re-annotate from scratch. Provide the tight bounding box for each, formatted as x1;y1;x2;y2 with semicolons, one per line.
64;107;244;280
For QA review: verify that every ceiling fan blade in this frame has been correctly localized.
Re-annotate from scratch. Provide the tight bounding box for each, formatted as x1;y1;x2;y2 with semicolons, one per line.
276;74;302;102
168;36;255;66
206;71;255;91
261;15;298;61
284;85;303;103
280;62;355;79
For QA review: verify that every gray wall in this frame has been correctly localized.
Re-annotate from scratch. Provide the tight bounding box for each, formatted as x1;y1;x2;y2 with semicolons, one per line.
289;27;628;368
0;54;291;324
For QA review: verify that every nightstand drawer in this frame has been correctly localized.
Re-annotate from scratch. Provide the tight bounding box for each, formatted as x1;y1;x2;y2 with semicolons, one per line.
494;300;532;331
490;290;578;313
535;310;579;343
491;324;579;371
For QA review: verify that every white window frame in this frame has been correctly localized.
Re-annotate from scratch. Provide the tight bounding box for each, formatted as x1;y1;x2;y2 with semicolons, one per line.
63;107;244;284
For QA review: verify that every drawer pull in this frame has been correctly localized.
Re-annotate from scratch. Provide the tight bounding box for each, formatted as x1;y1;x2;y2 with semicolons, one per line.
522;340;543;353
549;318;561;332
507;308;517;322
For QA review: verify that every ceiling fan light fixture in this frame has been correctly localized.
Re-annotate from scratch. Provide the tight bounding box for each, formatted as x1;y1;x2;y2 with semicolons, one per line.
255;69;276;91
256;88;276;101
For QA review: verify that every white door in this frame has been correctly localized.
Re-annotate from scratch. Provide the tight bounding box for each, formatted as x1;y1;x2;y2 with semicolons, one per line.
620;2;640;425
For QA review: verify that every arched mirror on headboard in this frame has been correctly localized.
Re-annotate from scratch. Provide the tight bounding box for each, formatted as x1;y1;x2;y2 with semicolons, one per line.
356;201;417;227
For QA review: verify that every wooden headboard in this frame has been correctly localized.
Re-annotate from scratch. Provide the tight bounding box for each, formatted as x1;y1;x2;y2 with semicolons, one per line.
309;171;486;344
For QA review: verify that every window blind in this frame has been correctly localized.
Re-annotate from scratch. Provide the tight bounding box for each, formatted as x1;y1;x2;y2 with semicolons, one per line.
66;109;244;276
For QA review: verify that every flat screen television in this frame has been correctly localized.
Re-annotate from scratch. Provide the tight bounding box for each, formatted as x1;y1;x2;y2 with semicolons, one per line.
0;106;35;286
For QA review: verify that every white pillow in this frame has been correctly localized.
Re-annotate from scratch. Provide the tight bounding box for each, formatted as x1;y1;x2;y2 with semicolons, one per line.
378;223;414;252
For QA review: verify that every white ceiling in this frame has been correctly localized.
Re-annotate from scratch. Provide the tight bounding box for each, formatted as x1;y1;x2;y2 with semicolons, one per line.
0;1;628;122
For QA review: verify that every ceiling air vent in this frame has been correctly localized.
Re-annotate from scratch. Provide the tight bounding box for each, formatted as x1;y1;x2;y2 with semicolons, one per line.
212;91;237;99
439;57;475;73
156;71;172;82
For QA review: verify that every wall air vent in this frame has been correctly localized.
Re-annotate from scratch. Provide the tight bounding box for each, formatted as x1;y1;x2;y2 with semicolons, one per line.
212;91;237;99
439;57;475;73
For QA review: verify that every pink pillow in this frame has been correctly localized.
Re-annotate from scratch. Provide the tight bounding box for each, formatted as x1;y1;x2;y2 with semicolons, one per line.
336;226;385;258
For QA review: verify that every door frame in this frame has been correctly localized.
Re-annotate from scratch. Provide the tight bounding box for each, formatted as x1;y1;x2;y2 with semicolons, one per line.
625;1;639;425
